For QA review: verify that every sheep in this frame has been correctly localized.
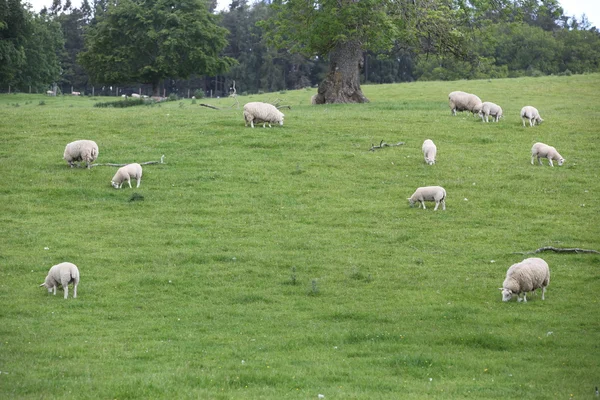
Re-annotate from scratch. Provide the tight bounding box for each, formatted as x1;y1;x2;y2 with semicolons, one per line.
500;258;550;302
407;186;446;211
520;106;543;127
111;163;143;189
131;93;141;98
39;262;80;299
63;140;99;169
531;142;565;167
479;101;503;122
243;102;284;128
448;91;483;116
422;139;437;165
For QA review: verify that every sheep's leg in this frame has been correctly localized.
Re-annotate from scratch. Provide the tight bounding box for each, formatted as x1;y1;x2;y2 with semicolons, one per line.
537;156;543;166
441;200;446;210
127;178;132;188
63;285;68;299
73;283;77;299
52;285;57;295
250;120;255;128
541;286;546;300
136;177;141;188
420;201;426;210
548;159;554;167
434;201;439;211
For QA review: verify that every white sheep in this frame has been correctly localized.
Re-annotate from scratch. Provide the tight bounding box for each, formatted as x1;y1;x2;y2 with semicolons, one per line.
407;186;446;211
422;139;437;165
39;262;80;299
531;142;564;167
520;106;543;127
111;163;143;189
479;101;503;122
63;140;99;168
500;257;550;302
243;102;284;128
448;91;483;116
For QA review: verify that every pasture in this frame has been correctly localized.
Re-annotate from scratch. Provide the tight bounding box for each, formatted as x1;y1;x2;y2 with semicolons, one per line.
0;74;599;399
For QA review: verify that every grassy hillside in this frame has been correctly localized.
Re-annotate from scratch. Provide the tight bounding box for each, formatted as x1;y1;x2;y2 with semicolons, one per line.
0;74;599;399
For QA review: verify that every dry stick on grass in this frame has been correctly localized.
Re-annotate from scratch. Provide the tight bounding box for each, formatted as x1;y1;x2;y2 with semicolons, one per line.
513;246;600;255
369;140;406;151
200;103;219;110
90;155;165;168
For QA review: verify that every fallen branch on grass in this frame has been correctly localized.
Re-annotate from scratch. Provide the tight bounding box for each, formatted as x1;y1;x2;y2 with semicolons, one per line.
513;246;600;255
90;155;165;168
369;140;406;151
199;103;219;110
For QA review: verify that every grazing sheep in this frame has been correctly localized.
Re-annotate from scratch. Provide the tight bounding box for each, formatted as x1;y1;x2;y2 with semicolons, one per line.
448;91;483;116
500;258;550;302
479;101;503;122
131;93;141;98
63;140;99;168
111;163;143;189
243;102;284;128
407;186;446;211
422;139;437;165
521;106;543;127
40;262;80;299
531;142;565;167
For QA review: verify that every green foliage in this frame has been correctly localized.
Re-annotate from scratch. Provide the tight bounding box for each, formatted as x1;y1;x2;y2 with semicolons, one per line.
78;0;235;93
0;2;62;91
0;63;599;400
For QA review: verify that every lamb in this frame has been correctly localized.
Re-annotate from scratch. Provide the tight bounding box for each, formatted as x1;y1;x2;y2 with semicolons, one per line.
531;142;565;167
479;101;503;122
63;140;99;168
500;257;550;302
520;106;543;127
407;186;446;211
243;102;284;128
39;262;80;299
111;163;143;189
422;139;437;165
448;91;483;116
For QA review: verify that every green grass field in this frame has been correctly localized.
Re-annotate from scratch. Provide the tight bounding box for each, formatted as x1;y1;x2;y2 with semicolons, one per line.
1;74;599;399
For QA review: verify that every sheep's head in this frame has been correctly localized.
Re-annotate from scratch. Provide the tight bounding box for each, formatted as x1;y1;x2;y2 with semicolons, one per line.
111;181;120;189
558;158;565;166
536;116;544;124
39;282;52;293
426;158;435;166
499;287;513;302
407;198;415;207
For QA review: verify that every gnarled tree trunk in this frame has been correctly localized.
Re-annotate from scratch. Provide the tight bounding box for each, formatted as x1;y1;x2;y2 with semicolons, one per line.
313;40;369;104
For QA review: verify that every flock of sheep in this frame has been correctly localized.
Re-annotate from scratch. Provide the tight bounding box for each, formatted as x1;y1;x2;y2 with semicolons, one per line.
41;94;555;303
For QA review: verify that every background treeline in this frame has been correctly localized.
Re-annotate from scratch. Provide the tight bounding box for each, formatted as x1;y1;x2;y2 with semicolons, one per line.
1;0;599;96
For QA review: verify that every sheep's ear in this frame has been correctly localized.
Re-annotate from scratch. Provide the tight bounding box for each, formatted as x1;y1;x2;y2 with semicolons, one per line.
498;288;504;291
39;283;45;287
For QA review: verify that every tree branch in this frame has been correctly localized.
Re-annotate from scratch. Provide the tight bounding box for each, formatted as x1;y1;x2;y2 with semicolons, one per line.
513;246;600;255
90;155;165;168
200;103;220;110
369;140;405;151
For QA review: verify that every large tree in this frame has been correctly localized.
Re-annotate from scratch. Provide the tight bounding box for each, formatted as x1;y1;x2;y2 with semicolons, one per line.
1;0;63;91
78;0;234;96
262;0;465;104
